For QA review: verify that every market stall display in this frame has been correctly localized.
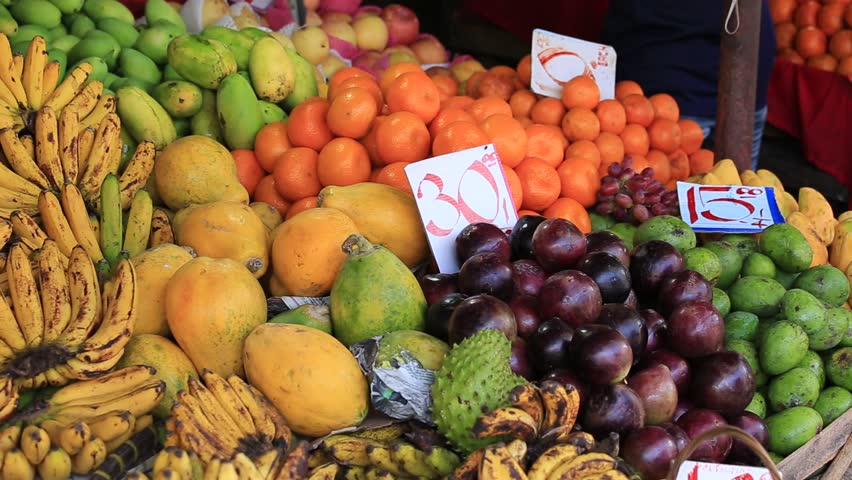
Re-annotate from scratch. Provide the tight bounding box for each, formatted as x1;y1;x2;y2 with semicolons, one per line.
0;0;848;479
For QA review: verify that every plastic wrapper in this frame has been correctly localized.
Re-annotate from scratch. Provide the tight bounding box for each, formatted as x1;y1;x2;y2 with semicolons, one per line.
350;336;436;425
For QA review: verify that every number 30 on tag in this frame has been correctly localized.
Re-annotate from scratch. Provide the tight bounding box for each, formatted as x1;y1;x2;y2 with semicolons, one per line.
405;144;519;273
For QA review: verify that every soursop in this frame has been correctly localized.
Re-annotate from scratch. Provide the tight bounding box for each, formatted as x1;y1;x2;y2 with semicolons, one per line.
430;329;527;453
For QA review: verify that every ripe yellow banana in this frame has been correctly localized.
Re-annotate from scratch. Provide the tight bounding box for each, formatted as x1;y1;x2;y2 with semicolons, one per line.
1;448;35;480
254;448;281;479
22;36;47;110
60;246;101;348
50;365;157;407
275;440;310;480
0;375;19;421
0;72;19;109
0;34;27;109
123;190;153;258
41;61;60;105
0;186;38;216
67;81;103;120
391;442;441;478
38;190;79;257
38;239;72;342
63;352;125;380
0;422;22;451
0;128;51;190
547;452;617;480
51;379;164;422
227;375;276;442
79;113;121;204
149;208;175;248
0;294;24;352
34;106;64;189
186;377;245;446
77;259;136;364
43;63;93;112
118;141;156;210
58;106;80;184
80;93;116;132
538;381;576;433
57;422;90;456
233;452;264;480
218;461;241;480
203;457;221;480
7;243;44;347
20;424;51;465
831;219;852;271
12;55;23;91
60;183;104;262
71;435;107;474
527;444;583;480
171;410;228;463
37;447;72;480
308;463;340;480
0;103;23;130
508;383;544;431
175;389;240;451
87;410;135;443
0;159;42;197
77;127;96;174
478;444;527;480
472;406;539;443
200;369;257;438
323;435;376;468
364;444;406;476
20;134;34;158
9;210;47;251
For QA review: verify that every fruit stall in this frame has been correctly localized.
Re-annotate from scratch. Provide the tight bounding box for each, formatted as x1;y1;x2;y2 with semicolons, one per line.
0;0;849;479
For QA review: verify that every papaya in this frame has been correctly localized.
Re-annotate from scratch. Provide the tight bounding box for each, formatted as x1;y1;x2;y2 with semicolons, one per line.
243;323;369;437
330;235;427;346
269;208;360;297
165;257;267;378
249;201;283;233
115;334;198;419
317;182;429;268
129;243;195;336
173;201;270;278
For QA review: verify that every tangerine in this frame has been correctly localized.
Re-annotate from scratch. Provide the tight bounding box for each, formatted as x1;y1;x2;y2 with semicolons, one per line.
678;119;705;154
509;89;537;118
621;94;655;127
442;95;475;111
273;147;322;201
796;26;827;57
615;80;643;100
596;99;627;134
688;148;715;175
645;149;672;184
561;75;600;110
561;107;601;142
817;3;845;35
829;30;852;58
285;196;318;220
795;1;820;27
374;162;414;195
431;120;490;156
380;62;423;94
648;118;682;153
375;111;431;164
480;114;528;168
776;22;798;50
231;149;264;197
556;156;600;207
514;157;561;212
594;132;624;169
253;174;290;217
429;108;476;138
254;121;291;173
649;93;680;122
529;97;566;126
564;139;601;168
467;96;513;123
525;124;566;167
502;165;524;210
385;71;441;123
287;97;333;151
542;197;591;233
517;54;532;86
327;87;378;138
317;137;372;187
620;123;650;156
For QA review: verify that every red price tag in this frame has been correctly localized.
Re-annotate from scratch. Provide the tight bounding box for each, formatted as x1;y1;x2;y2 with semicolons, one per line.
677;182;784;233
677;461;774;480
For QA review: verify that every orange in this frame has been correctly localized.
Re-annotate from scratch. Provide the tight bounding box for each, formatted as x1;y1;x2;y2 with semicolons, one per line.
380;62;423;94
795;1;820;28
796;26;827;58
231;149;265;197
689;149;715;175
273;147;322;202
648;118;682;153
480;114;528;168
646;149;672;184
317;137;372;187
771;0;796;23
776;22;798;50
542;197;591;233
565;139;601;168
516;115;534;128
561;75;600;110
374;162;414;195
669;149;691;181
561;107;600;142
596;99;626;134
838;55;852;76
678;119;705;154
287;97;333;151
620;123;650;156
429;107;476;137
476;72;518;101
649;93;680;122
621;94;655;127
517;54;532;86
385;71;441;123
525;124;566;167
442;95;475;111
829;30;852;58
375;111;431;164
529;97;565;126
509;89;537;118
615;80;643;100
594;133;624;169
556;156;600;207
627;154;649;173
330;76;383;110
467;96;513;123
514;157;561;212
254;121;291;173
253;174;290;217
361;115;387;167
432;74;459;102
329;67;372;94
807;53;838;71
431;121;490;157
502;164;524;210
285;196;318;220
327;87;378;139
518;209;540;217
817;3;845;35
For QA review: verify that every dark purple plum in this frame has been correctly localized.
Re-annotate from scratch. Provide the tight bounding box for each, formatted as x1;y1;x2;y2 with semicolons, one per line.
625;289;638;309
630;240;685;302
532;218;587;272
509;215;547;260
581;384;646;436
458;252;513;299
659;422;691;452
510;337;534;380
673;398;696;422
571;324;633;384
727;412;770;464
586;230;630;266
419;273;459;306
425;293;467;341
640;309;667;355
509;295;542;339
641;349;691;395
621;427;679;480
538;270;602;328
627;364;679;426
595;304;648;363
690;351;756;416
667;301;724;358
658;270;713;316
511;259;547;297
456;222;511;263
529;319;573;373
447;294;516;345
577;252;632;303
541;368;588;404
675;408;732;463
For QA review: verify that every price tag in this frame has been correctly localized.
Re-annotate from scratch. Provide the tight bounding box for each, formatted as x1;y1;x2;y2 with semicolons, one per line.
530;29;617;100
404;144;518;273
675;461;779;480
676;182;785;233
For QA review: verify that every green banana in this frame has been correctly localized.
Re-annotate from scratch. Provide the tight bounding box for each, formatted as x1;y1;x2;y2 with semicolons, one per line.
249;36;296;103
260;101;287;124
167;35;237;89
82;0;135;25
0;4;17;36
216;72;264;150
199;26;254;71
281;47;318;112
190;88;222;142
144;0;186;32
10;0;61;29
97;18;139;48
69;14;94;38
151;80;203;118
123;189;153;258
48;0;85;15
162;64;184;81
133;21;181;66
99;173;123;270
115;85;177;149
118;48;162;85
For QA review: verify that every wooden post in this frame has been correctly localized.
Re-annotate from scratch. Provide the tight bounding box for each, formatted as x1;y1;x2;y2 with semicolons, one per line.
714;0;762;171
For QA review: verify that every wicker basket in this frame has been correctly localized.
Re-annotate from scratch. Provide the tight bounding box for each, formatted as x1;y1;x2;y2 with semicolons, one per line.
666;425;783;480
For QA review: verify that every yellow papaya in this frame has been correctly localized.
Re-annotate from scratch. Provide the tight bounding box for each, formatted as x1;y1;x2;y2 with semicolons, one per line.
798;187;836;245
130;243;195;336
786;212;829;267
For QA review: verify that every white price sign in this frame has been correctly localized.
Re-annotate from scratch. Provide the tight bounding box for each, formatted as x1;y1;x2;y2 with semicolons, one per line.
676;182;785;233
675;461;779;480
530;28;617;100
404;144;518;273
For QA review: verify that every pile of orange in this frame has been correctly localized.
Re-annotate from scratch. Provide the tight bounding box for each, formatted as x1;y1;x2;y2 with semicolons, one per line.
770;0;852;75
229;58;711;233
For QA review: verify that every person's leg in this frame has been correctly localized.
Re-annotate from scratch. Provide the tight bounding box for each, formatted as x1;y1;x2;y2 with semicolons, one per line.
751;106;769;170
680;115;716;151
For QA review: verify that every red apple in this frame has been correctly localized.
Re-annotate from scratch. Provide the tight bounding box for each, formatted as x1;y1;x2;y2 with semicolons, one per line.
409;34;449;64
381;4;420;46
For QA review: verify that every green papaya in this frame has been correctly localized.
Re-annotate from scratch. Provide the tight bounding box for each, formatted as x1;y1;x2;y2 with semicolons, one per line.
167;35;237;90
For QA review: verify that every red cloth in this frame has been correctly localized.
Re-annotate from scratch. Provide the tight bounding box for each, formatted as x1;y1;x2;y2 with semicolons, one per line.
462;0;610;44
766;58;852;196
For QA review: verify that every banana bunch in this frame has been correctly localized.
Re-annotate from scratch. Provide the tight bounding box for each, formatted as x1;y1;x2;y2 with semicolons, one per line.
0;244;139;419
145;445;291;480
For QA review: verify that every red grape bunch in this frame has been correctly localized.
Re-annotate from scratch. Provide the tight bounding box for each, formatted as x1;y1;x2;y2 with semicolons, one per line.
594;157;680;224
